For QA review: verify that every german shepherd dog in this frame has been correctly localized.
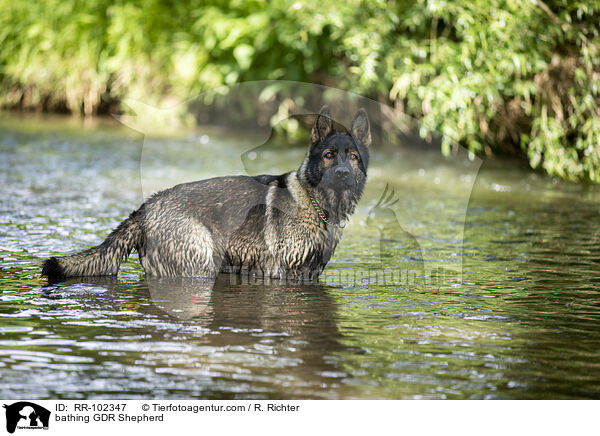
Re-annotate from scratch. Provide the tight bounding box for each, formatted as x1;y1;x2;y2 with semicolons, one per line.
42;105;371;281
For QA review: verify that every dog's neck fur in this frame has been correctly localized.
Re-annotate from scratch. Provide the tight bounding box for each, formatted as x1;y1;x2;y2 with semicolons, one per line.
295;169;362;226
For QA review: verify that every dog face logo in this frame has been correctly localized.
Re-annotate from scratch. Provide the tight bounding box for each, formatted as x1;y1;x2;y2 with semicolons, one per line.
3;402;50;434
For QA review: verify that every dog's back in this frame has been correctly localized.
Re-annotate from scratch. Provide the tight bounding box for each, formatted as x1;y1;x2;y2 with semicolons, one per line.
139;174;312;278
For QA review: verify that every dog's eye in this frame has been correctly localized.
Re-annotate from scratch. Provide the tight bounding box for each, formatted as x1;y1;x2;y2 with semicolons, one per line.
349;152;359;161
324;151;336;159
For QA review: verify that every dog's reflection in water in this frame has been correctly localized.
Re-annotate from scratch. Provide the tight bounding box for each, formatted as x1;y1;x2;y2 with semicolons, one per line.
145;276;215;321
47;274;341;352
145;275;341;349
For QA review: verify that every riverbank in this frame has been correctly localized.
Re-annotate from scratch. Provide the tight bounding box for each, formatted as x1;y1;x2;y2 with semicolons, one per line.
1;0;599;183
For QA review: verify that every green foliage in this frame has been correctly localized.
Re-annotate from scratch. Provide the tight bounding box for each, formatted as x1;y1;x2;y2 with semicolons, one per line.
1;0;599;181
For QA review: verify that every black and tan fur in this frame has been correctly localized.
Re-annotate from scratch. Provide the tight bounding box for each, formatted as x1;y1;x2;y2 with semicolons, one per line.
42;106;371;281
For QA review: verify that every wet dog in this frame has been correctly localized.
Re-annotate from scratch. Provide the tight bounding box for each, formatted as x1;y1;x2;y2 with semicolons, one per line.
42;105;371;280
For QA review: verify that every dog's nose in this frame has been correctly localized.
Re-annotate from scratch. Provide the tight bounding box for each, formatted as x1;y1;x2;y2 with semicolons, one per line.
335;167;350;179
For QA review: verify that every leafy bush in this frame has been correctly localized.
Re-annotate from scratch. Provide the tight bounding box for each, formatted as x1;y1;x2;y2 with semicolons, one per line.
1;0;598;181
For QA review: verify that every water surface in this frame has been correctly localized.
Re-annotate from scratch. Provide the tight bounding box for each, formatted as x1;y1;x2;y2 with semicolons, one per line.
1;115;599;399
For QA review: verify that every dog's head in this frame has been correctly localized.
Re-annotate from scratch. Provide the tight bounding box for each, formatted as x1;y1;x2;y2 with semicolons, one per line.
299;105;370;194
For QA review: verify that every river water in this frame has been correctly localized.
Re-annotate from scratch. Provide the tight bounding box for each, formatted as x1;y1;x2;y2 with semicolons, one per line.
1;115;599;399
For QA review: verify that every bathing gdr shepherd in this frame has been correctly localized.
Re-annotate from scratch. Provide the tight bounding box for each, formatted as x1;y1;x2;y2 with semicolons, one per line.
42;106;371;281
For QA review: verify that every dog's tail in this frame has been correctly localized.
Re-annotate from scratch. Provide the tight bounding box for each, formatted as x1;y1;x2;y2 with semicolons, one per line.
42;212;143;279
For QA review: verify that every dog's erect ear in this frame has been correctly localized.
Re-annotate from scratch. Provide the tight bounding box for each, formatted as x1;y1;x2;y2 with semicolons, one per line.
351;108;371;148
311;105;333;144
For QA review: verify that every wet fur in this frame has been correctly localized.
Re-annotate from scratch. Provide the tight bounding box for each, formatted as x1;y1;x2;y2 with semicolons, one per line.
42;106;371;280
